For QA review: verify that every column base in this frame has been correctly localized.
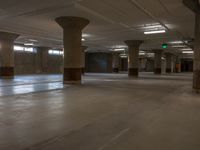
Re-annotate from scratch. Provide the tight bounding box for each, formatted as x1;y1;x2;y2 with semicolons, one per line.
113;68;119;73
166;68;171;73
0;67;14;78
63;68;82;84
82;68;85;74
154;68;161;74
193;70;200;92
129;68;138;77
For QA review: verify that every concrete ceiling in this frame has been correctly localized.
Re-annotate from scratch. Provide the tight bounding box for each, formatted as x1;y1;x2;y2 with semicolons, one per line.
0;0;195;52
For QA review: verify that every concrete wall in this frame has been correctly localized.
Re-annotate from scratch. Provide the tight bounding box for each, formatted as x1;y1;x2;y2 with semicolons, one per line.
47;55;63;74
146;59;154;72
14;51;63;75
86;52;112;73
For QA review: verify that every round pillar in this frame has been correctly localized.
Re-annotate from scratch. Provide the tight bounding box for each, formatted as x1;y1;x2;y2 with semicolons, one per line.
81;46;88;74
194;13;200;92
165;53;173;73
0;31;19;78
124;40;143;77
56;16;89;84
154;51;162;74
112;52;120;73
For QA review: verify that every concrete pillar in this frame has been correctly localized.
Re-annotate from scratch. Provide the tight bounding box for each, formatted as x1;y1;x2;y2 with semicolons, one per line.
154;51;162;74
56;16;89;84
183;0;200;92
175;56;181;73
194;13;200;91
112;52;120;73
81;46;88;74
172;55;176;73
124;40;143;77
165;53;173;73
0;31;19;78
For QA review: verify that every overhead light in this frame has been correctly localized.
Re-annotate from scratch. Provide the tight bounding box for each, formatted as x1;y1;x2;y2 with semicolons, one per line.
144;30;166;35
181;48;193;51
182;51;194;54
114;48;125;51
143;25;163;29
139;52;145;55
172;45;187;48
120;53;128;58
29;39;38;42
169;41;183;44
112;45;127;49
82;33;91;37
24;43;34;46
82;38;85;41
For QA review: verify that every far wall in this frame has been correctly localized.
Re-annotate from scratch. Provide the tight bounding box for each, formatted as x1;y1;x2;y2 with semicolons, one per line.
13;51;193;75
14;51;63;74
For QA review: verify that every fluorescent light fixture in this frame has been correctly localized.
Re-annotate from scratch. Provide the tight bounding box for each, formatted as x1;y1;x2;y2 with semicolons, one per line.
161;57;165;60
169;41;183;44
112;45;127;49
139;52;145;55
120;53;128;58
114;48;125;51
24;43;34;46
181;48;193;51
144;30;166;35
82;33;91;37
29;39;38;42
120;55;128;58
182;51;194;54
172;45;186;48
143;25;163;29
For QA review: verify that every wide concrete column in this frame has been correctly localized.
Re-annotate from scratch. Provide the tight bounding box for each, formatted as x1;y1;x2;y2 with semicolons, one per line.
154;50;162;74
165;53;173;73
56;16;89;84
81;46;88;74
0;31;19;78
193;13;200;91
183;0;200;92
112;52;120;73
124;40;143;77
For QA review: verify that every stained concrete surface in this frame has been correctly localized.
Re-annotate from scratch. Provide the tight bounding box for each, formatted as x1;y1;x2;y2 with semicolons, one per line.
0;73;200;150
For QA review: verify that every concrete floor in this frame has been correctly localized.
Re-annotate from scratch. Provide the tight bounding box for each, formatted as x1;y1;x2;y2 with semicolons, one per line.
0;73;200;150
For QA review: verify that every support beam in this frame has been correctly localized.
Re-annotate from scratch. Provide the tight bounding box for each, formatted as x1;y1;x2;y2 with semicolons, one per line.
175;56;181;73
183;0;200;92
81;46;88;74
112;52;120;73
124;40;143;77
165;53;173;73
193;13;200;92
183;0;200;14
56;16;89;84
154;50;162;74
0;31;19;78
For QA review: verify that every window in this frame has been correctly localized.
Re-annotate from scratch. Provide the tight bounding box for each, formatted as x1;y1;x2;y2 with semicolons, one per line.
49;50;63;56
14;45;37;53
14;46;24;51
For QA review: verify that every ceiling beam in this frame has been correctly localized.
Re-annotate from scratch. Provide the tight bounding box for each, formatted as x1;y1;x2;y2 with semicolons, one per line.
183;0;200;14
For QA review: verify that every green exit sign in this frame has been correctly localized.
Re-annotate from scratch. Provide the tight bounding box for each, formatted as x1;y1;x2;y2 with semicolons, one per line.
162;43;168;49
